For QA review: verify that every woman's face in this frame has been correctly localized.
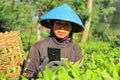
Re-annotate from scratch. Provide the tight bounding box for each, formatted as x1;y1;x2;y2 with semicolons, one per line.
53;20;72;39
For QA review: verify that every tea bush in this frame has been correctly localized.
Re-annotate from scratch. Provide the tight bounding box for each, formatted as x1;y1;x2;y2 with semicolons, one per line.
1;41;119;79
21;60;120;80
20;41;120;80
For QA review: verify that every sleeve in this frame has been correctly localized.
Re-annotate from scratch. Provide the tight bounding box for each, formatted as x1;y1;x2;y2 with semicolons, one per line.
74;44;83;62
74;44;83;69
22;46;40;79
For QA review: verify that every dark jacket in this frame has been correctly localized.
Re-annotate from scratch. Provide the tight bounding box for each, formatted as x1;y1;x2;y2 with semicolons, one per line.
22;37;82;78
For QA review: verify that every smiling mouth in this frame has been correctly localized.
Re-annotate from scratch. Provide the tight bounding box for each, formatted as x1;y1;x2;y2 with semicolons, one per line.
58;31;65;35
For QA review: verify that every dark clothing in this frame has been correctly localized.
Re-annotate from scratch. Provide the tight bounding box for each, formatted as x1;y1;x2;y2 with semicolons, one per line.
23;37;82;78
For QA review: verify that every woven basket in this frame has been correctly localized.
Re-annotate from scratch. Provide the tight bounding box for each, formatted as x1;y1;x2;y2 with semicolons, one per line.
0;31;24;80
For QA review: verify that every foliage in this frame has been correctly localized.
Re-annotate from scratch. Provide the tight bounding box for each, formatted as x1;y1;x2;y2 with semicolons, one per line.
0;39;119;79
21;61;120;80
91;0;117;27
0;0;120;80
0;0;34;32
21;28;50;51
20;41;120;80
0;0;117;30
0;74;12;80
0;0;118;45
21;27;37;51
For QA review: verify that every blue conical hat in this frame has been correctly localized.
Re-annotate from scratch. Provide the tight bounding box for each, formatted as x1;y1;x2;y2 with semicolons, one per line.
40;3;84;33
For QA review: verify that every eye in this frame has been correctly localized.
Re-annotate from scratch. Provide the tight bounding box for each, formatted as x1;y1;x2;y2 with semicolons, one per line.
56;22;61;25
54;22;61;25
64;23;71;27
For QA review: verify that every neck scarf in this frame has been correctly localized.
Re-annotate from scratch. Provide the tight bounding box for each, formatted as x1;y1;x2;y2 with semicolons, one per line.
49;31;72;45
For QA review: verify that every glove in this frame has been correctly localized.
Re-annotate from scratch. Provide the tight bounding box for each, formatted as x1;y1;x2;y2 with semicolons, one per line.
39;58;49;72
53;60;66;67
46;59;66;71
39;58;56;72
39;58;66;72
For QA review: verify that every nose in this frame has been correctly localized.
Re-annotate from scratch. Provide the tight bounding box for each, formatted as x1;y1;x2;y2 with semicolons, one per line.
60;25;65;30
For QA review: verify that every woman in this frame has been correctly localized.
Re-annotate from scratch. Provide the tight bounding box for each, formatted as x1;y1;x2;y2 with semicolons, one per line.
22;3;84;79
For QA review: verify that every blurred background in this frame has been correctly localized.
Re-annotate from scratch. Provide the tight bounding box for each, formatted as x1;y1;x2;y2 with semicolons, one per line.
0;0;120;51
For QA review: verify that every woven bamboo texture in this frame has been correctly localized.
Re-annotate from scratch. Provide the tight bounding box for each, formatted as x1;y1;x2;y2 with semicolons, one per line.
0;31;24;80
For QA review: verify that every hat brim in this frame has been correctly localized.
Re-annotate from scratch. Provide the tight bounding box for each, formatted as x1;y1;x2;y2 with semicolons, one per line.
40;19;84;33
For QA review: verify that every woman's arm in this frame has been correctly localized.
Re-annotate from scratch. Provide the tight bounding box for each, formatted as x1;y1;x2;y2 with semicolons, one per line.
22;46;40;79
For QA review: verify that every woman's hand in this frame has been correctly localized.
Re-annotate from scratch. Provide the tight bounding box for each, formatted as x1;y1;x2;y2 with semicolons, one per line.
39;58;66;72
